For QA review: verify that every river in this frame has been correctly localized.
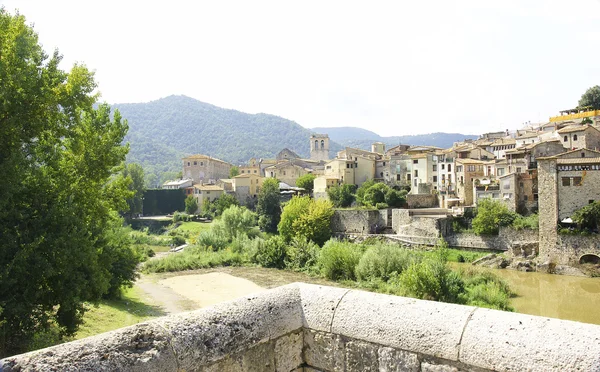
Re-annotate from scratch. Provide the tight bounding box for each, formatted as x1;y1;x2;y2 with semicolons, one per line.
458;264;600;325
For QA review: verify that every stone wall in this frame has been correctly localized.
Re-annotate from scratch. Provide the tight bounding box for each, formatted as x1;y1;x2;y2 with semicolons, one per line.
331;209;384;234
445;227;538;254
406;194;438;208
548;234;600;265
4;283;600;372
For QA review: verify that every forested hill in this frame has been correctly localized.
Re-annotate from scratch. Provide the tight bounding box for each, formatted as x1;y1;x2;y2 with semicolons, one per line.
311;127;479;150
113;95;342;187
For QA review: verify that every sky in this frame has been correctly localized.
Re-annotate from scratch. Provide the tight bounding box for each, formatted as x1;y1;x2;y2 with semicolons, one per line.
2;0;600;136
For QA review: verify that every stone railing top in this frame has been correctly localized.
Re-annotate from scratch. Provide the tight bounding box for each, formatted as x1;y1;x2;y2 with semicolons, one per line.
2;283;600;371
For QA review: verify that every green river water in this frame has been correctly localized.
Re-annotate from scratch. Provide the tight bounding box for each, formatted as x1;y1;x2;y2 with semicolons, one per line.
462;265;600;325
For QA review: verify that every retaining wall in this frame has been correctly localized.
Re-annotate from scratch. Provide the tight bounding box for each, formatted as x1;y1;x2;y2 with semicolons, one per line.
445;228;538;254
406;194;438;208
331;209;387;234
546;234;600;265
3;283;600;372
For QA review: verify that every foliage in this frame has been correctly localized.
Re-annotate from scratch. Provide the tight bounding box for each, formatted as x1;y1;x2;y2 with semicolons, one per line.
327;184;356;208
317;240;363;281
214;193;240;216
355;244;420;282
284;237;320;271
212;205;258;241
511;213;539;230
472;199;517;235
363;182;388;206
229;165;240;178
356;181;404;208
384;188;406;207
579;85;600;110
257;178;281;233
296;174;316;193
0;9;138;356
459;268;514;311
196;230;229;251
355;180;377;206
122;163;145;217
143;246;244;273
278;196;334;246
397;255;464;303
251;236;287;269
572;201;600;231
185;195;198;214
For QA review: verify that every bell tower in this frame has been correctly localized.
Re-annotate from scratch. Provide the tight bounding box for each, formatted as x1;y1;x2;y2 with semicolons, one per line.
310;134;330;161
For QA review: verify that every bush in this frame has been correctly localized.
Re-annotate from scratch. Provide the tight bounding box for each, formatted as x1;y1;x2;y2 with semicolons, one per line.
472;199;517;235
252;236;287;269
397;257;464;303
327;184;356;208
375;202;389;209
143;247;244;273
317;239;363;281
285;237;320;271
171;235;186;246
278;196;334;246
384;189;405;207
185;194;198;214
229;233;252;254
460;268;513;311
355;244;419;282
196;230;228;251
511;214;539;230
212;205;257;241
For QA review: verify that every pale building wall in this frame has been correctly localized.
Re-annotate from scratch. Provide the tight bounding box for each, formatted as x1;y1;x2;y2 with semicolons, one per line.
183;156;232;183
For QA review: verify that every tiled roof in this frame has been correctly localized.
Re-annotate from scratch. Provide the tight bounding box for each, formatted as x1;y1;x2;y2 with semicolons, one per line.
556;157;600;164
193;184;224;191
557;125;597;134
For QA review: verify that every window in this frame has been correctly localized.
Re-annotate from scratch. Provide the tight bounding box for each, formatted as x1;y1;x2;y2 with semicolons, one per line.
503;180;511;190
187;162;191;166
396;174;401;181
573;177;582;186
200;162;204;166
574;135;578;141
206;191;210;194
448;175;452;183
326;165;331;169
497;168;505;176
315;140;318;149
346;164;350;169
380;172;384;177
562;177;570;186
414;179;418;186
407;174;411;181
442;164;445;170
448;164;452;172
193;161;197;165
321;140;325;149
396;165;401;172
582;152;586;158
467;165;476;172
433;176;438;182
254;170;257;173
241;170;245;173
355;162;358;168
413;159;418;164
283;171;286;176
456;165;463;172
383;162;386;166
524;195;528;201
414;170;418;177
590;200;595;204
564;136;568;142
433;165;437;171
516;167;521;173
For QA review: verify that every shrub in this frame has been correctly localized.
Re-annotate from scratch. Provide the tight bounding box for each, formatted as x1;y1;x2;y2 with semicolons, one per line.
212;205;257;241
257;178;281;233
460;268;513;311
397;257;464;303
278;196;334;246
355;244;419;282
285;237;320;271
171;235;186;246
327;184;356;208
375;202;389;209
384;189;405;208
511;214;539;230
296;174;316;194
143;247;244;273
185;194;198;214
317;239;363;281
196;230;228;251
229;233;252;254
472;199;517;235
252;236;287;269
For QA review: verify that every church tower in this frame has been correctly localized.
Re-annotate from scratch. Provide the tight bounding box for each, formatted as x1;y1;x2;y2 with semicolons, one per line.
310;134;330;162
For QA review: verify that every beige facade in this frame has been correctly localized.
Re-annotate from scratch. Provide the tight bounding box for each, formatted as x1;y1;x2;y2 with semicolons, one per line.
183;155;232;184
239;157;261;176
310;134;330;161
324;159;356;185
455;159;486;206
313;176;341;200
557;125;600;151
264;161;311;186
192;184;225;211
233;174;264;200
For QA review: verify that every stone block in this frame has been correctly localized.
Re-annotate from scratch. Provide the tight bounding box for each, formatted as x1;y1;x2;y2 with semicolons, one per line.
154;283;302;371
201;356;244;372
241;340;276;372
378;346;419;372
303;329;344;371
298;283;350;332
345;340;378;371
0;322;177;372
275;331;303;372
459;307;600;371
331;289;475;361
420;362;463;372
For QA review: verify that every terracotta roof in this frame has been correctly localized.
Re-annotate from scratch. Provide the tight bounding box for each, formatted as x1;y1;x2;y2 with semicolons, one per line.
557;157;600;164
456;158;486;164
234;174;261;178
193;184;224;191
517;132;539;139
557;125;594;134
489;138;516;146
183;154;231;164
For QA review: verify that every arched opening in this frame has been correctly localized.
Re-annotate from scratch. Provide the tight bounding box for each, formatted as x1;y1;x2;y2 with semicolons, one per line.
321;140;325;149
579;254;600;265
314;140;318;150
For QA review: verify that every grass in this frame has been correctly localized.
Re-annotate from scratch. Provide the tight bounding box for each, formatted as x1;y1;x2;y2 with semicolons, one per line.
173;221;213;237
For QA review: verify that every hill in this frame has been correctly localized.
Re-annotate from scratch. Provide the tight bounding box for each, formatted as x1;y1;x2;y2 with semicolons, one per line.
113;95;342;186
311;127;479;150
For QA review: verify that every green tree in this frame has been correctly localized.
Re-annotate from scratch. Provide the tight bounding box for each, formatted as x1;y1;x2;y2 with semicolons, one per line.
279;196;334;246
229;166;240;178
122;163;145;217
327;184;356;207
579;85;600;110
215;193;239;216
0;10;137;355
185;194;198;214
572;201;600;231
212;205;257;240
385;188;406;208
363;183;388;207
472;199;517;235
296;174;316;194
355;180;376;206
257;178;281;233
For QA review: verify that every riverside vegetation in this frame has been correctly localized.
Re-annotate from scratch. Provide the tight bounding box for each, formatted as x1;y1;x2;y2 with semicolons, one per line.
144;202;514;311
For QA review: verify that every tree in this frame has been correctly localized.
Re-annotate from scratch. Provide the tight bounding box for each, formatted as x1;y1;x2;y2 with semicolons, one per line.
472;199;516;235
212;205;257;240
327;184;356;208
579;85;600;110
122;163;145;217
185;194;198;214
296;174;316;194
572;201;600;231
0;10;137;355
385;188;406;208
215;193;239;216
229;166;240;178
279;196;334;246
363;183;388;207
355;180;376;206
257;178;281;233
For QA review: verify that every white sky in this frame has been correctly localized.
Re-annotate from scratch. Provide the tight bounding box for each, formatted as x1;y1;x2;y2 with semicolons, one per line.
2;0;600;136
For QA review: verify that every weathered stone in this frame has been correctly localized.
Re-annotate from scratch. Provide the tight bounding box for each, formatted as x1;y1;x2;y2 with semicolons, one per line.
420;362;463;372
241;341;276;372
345;340;378;372
331;289;475;361
0;322;177;372
303;329;344;371
275;331;303;372
201;355;243;372
459;307;600;371
298;283;349;332
378;346;419;372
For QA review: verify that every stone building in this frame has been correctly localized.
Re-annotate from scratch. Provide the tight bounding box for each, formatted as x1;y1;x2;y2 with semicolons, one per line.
264;160;313;187
455;158;485;206
537;148;600;263
276;148;300;161
233;174;264;201
183;154;232;184
192;184;225;211
313;176;341;200
239;157;261;176
557;125;600;151
310;134;330;161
